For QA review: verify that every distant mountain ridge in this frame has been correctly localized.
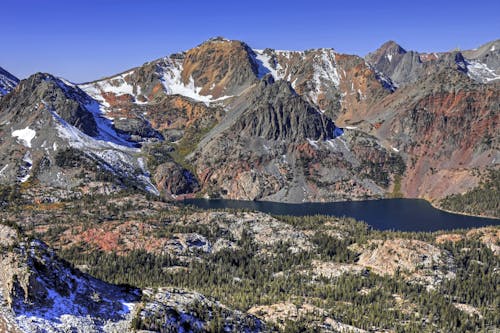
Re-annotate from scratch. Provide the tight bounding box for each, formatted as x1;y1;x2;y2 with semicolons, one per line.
0;37;498;212
366;39;500;86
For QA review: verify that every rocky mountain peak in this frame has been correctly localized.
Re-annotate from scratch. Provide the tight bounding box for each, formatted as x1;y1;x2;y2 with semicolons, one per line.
380;40;407;55
205;36;231;43
1;72;99;137
181;38;258;98
366;41;423;87
367;41;407;64
232;77;336;142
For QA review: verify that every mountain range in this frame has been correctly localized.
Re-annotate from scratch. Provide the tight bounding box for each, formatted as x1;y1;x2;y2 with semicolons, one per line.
1;37;499;213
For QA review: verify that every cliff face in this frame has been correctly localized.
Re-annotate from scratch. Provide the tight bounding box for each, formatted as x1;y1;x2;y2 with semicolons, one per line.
397;85;499;199
232;77;335;142
365;41;424;87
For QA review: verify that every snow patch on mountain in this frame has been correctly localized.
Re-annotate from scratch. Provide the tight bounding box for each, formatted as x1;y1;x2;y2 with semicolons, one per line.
12;127;36;148
466;60;500;83
46;103;159;195
157;58;216;105
366;62;398;91
307;49;341;105
80;71;147;107
252;49;284;80
83;100;138;148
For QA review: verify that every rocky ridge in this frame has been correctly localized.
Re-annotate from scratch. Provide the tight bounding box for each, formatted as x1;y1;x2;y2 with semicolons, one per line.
0;37;498;209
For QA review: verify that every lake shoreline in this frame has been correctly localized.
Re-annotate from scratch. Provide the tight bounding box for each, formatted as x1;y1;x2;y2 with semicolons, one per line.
429;201;499;221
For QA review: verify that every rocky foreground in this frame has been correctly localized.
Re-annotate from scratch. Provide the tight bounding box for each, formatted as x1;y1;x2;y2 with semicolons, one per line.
0;192;498;332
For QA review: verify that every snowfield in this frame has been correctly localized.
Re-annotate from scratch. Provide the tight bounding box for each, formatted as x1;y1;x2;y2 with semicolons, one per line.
466;60;500;83
12;127;36;148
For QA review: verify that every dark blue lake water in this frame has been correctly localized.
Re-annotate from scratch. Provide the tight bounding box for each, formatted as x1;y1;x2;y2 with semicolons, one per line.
183;198;499;232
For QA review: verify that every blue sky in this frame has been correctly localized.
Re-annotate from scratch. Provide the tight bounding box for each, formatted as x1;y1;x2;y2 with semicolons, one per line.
2;0;499;82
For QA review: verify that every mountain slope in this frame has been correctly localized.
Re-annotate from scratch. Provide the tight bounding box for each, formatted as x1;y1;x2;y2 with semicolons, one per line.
349;64;500;200
188;76;403;202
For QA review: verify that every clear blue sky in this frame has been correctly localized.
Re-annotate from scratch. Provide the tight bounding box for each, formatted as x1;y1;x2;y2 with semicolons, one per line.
2;0;499;82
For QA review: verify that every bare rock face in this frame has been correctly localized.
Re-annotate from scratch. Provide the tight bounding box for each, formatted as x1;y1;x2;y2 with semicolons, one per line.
357;238;456;288
136;287;266;332
147;95;223;134
234;78;336;142
0;224;18;247
153;161;199;196
366;41;424;87
363;66;500;201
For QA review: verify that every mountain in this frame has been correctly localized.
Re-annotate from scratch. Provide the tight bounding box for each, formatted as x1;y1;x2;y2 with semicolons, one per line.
0;67;19;96
366;39;500;86
0;37;498;214
0;73;158;194
188;75;402;202
76;37;403;202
